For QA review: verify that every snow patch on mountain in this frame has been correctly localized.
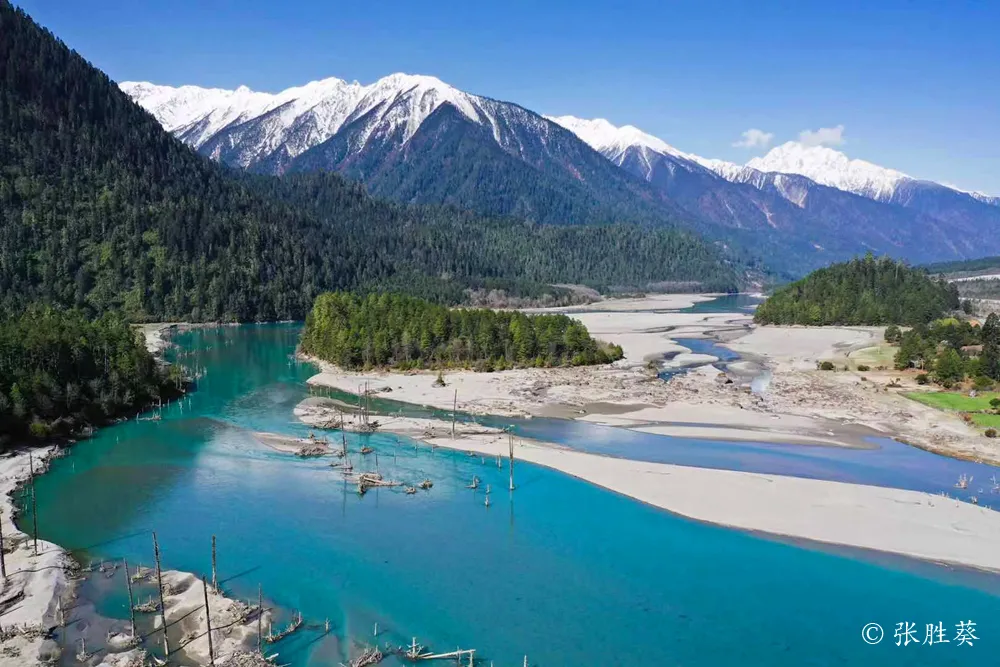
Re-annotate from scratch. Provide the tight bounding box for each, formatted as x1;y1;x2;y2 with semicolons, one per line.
545;116;671;155
970;192;1000;207
544;115;718;178
747;142;909;201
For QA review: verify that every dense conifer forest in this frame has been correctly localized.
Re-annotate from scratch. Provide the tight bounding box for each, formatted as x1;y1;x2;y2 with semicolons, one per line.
754;255;960;326
0;1;739;442
301;292;623;370
0;309;182;445
0;1;739;325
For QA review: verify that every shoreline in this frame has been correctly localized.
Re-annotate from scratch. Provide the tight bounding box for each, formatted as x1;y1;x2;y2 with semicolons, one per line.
0;447;75;667
295;294;1000;571
294;406;1000;572
304;297;1000;465
0;328;268;667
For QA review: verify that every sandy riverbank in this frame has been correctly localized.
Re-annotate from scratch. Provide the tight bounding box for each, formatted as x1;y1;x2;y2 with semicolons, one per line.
138;323;184;355
155;570;269;667
0;448;267;667
306;295;1000;464
0;325;268;667
294;404;1000;571
0;448;74;667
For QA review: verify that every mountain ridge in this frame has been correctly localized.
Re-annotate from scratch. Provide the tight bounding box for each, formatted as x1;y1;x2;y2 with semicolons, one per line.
123;74;1000;273
0;0;741;326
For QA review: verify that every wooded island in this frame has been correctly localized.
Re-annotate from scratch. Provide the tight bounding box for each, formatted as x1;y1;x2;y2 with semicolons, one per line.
300;292;623;371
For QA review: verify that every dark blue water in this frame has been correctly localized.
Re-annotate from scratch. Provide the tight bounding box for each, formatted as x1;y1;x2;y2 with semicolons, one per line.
25;324;1000;667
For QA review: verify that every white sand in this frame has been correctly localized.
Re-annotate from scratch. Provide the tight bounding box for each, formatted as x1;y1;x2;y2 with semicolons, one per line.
138;323;175;355
0;447;266;667
0;448;74;667
155;570;268;666
525;293;717;313
662;352;718;369
630;425;850;447
726;325;880;370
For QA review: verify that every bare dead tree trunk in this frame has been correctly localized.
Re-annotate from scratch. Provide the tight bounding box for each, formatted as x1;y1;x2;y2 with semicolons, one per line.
508;433;515;492
211;535;218;593
0;510;6;579
202;576;215;666
153;532;169;659
124;558;136;638
29;452;38;556
257;584;263;655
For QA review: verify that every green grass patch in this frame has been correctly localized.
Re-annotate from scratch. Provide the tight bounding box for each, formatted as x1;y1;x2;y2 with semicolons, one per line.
970;413;1000;428
903;390;1000;412
850;344;896;368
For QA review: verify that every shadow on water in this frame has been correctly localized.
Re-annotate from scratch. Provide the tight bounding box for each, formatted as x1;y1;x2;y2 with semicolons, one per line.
18;321;1000;667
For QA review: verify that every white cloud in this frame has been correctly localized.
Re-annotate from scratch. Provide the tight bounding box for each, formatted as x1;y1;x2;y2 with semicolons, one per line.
798;124;846;147
732;128;774;149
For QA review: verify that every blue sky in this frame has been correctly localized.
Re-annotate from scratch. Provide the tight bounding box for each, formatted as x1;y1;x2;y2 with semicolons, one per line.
17;0;1000;194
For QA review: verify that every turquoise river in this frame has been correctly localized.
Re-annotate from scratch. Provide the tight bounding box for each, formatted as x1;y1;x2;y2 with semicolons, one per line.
21;318;1000;666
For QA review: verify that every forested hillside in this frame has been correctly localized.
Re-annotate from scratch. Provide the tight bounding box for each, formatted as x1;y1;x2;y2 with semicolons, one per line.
0;0;739;325
254;173;742;297
301;292;623;370
0;308;182;444
754;255;960;326
925;256;1000;276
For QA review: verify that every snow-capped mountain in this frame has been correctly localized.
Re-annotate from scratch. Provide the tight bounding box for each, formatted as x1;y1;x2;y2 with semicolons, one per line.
971;192;1000;207
745;142;908;202
554;116;1000;268
122;74;518;172
125;73;1000;274
544;115;708;178
124;73;692;229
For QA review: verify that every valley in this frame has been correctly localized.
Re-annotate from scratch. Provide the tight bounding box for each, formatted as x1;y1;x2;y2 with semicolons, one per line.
9;300;1000;667
1;2;999;666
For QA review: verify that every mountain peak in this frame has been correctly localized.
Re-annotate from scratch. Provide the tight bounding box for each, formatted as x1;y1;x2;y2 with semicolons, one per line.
120;72;500;167
546;115;674;157
747;141;909;200
375;72;453;91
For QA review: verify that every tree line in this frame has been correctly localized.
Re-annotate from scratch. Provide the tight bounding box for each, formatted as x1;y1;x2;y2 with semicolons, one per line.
754;255;960;326
0;0;734;443
888;315;1000;388
0;308;183;445
0;0;738;326
300;292;623;371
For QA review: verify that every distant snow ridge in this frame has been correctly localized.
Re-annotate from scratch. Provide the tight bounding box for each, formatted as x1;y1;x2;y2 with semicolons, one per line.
121;73;502;168
970;191;1000;207
126;74;995;207
747;142;909;201
548;115;974;207
545;114;727;178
